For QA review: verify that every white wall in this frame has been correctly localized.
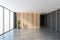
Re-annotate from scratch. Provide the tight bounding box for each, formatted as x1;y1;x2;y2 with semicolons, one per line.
0;0;60;13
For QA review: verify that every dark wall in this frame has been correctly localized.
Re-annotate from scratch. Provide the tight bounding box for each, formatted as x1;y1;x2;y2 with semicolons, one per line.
44;14;47;27
40;15;45;26
40;14;47;28
47;11;57;32
57;9;60;32
47;13;52;30
52;11;56;31
14;12;16;28
46;9;60;32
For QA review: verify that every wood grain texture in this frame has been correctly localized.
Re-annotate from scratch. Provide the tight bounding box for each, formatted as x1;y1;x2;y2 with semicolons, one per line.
16;12;40;29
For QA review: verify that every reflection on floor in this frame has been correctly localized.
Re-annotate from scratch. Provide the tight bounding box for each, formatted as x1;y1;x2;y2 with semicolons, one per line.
0;28;60;40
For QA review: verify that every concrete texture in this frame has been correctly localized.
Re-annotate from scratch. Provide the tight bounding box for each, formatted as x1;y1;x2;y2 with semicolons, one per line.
0;29;60;40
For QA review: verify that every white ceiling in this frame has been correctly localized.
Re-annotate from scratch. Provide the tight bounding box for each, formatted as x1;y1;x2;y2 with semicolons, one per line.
0;0;60;13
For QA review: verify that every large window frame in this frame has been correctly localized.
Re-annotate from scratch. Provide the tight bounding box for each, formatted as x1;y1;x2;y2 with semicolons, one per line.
10;11;14;30
0;5;14;36
4;8;10;32
0;6;3;35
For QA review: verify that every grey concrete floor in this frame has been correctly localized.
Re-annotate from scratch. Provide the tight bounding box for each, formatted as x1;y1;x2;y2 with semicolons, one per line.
0;28;60;40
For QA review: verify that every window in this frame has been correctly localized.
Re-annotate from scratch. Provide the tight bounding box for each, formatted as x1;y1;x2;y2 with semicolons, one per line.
4;9;9;32
0;5;14;35
10;11;14;30
0;6;3;35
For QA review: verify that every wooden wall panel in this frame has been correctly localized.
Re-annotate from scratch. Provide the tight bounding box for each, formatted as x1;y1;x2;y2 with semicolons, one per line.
36;13;40;28
17;13;24;29
34;13;37;28
16;12;40;29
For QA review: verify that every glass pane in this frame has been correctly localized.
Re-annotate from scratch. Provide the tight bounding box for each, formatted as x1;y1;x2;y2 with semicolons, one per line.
0;6;3;35
10;11;14;30
4;9;9;32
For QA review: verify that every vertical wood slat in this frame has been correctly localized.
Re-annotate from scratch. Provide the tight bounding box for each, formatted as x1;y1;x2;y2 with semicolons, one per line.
16;12;40;29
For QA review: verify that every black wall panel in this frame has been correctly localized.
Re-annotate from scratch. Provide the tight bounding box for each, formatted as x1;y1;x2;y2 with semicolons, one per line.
50;13;52;30
52;11;56;31
40;15;45;26
44;14;47;27
47;13;52;29
47;14;49;28
44;9;60;32
57;9;60;32
14;12;16;28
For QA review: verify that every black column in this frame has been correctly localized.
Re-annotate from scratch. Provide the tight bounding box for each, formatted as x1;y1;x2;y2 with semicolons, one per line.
14;12;16;28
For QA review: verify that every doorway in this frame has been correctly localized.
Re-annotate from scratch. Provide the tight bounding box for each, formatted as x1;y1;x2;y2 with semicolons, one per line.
40;15;47;28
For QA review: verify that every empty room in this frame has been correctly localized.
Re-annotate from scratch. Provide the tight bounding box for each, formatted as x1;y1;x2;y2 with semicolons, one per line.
0;0;60;40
